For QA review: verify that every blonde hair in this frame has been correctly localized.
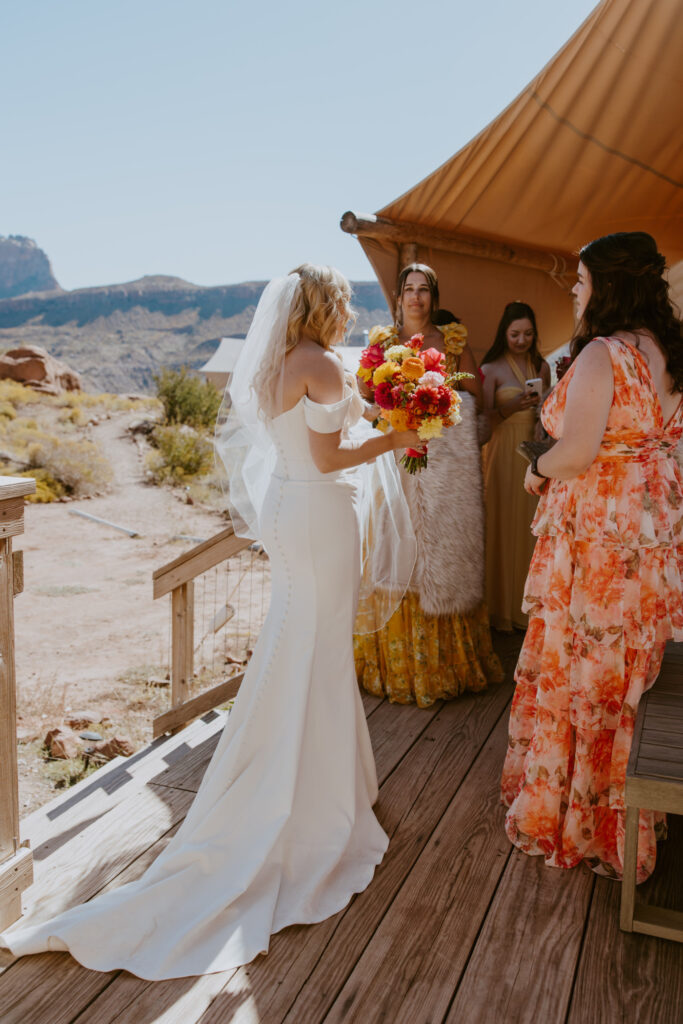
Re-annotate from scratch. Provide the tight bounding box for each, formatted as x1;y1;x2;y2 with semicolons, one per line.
287;263;355;352
254;265;355;416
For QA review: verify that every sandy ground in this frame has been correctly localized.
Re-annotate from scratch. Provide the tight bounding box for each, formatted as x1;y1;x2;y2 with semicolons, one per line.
15;410;228;812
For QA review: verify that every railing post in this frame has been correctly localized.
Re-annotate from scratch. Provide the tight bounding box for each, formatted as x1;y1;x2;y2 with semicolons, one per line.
171;580;194;714
0;477;35;930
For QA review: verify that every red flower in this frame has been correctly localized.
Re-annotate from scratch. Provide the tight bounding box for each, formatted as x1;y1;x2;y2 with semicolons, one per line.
374;381;397;410
391;385;405;406
413;385;440;412
359;343;385;370
409;333;424;351
421;347;446;373
437;391;452;416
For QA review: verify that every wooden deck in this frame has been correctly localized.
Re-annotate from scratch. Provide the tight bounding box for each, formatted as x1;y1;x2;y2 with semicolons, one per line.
1;633;682;1024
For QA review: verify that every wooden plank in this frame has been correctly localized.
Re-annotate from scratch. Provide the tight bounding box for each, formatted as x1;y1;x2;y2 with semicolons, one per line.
568;816;683;1023
153;527;252;599
0;952;117;1024
0;498;24;540
153;674;242;739
366;698;442;785
214;683;513;1024
293;700;514;1024
447;856;594;1024
73;969;243;1024
638;740;683;769
0;538;19;868
0;477;35;500
11;550;22;597
149;732;222;793
170;581;193;711
632;903;683;943
339;211;574;275
0;846;32;930
626;776;683;814
640;724;683;746
17;782;195;926
21;711;227;854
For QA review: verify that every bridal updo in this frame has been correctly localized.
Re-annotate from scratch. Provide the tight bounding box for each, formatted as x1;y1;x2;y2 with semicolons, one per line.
287;264;355;352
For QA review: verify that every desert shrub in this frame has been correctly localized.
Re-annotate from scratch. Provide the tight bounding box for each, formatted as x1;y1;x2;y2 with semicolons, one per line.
154;367;221;430
25;434;112;495
146;424;213;483
22;468;66;503
0;380;36;407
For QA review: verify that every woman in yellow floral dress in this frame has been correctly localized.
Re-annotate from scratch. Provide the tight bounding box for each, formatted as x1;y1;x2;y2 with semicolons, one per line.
502;232;683;882
355;263;503;706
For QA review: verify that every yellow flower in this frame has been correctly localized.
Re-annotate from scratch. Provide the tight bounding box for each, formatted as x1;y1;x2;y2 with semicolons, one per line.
389;408;411;431
401;357;426;381
440;322;468;356
374;417;391;434
368;325;398;347
417;417;444;441
357;365;373;382
372;360;399;386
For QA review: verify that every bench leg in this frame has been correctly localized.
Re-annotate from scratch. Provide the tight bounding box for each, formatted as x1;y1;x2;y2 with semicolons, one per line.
620;804;639;932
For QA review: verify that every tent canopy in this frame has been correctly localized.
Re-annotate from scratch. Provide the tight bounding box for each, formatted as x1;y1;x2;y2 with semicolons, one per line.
342;0;683;360
200;337;245;390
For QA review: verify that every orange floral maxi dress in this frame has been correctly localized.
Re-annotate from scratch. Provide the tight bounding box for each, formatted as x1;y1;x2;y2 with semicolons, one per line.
501;337;683;882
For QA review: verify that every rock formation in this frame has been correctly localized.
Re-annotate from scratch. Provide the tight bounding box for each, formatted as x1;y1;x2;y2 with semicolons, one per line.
0;235;60;299
0;345;81;394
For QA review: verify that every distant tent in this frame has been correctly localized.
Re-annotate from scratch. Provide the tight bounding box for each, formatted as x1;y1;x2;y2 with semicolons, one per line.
200;337;245;391
341;0;683;359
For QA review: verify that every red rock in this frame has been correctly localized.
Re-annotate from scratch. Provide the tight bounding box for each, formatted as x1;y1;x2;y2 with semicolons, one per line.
0;345;81;395
44;726;80;759
88;736;135;761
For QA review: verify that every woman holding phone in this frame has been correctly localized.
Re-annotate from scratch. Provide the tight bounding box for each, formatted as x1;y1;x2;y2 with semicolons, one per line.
480;301;550;632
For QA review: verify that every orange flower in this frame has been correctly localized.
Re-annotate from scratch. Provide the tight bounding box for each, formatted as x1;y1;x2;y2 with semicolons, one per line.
401;357;426;381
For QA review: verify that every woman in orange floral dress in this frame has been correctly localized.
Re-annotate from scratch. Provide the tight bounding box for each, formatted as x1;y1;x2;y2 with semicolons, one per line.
501;232;683;882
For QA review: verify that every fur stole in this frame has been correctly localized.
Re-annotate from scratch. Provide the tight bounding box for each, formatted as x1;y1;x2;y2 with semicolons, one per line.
400;393;485;616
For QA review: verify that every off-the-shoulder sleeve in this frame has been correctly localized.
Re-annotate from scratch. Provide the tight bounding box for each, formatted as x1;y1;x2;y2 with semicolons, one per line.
303;393;353;433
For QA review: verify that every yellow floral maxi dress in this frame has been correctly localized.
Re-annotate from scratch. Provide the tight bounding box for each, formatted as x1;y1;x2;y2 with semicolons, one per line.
501;337;683;882
354;323;504;706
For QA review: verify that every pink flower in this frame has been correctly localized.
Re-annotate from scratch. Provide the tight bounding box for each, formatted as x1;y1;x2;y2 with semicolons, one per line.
421;348;446;373
374;381;397;410
359;343;385;370
418;370;445;387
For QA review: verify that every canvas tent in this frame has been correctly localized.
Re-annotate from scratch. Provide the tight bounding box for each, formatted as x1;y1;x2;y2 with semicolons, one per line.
341;0;683;360
200;337;245;391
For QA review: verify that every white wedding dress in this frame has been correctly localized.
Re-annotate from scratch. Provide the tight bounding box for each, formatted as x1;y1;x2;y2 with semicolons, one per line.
0;389;389;979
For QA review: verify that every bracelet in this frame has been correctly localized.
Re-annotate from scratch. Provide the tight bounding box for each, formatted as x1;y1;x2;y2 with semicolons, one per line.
530;453;548;479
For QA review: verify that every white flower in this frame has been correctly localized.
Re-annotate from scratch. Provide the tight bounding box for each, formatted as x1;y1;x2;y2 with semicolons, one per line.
418;371;445;387
384;344;413;361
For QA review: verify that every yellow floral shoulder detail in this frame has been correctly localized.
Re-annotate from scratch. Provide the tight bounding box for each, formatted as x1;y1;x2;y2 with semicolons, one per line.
368;324;398;348
437;321;468;356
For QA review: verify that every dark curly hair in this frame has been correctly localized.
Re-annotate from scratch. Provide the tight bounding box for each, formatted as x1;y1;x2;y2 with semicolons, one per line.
571;231;683;392
480;300;544;374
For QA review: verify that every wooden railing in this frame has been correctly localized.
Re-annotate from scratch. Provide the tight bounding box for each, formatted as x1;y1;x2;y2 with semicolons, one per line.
0;476;35;930
151;525;255;738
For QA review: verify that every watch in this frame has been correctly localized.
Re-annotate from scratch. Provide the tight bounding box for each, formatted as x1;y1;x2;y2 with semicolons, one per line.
530;453;547;479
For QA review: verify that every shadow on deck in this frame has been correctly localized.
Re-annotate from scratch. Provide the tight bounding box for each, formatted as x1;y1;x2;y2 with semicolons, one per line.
1;633;682;1024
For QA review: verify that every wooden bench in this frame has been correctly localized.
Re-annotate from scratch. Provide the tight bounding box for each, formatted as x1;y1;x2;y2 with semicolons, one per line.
621;641;683;942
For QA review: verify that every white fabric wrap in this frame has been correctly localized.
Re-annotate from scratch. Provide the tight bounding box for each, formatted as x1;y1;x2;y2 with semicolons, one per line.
303;394;350;433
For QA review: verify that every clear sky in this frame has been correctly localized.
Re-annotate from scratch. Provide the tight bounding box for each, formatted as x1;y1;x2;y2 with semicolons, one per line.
2;0;597;291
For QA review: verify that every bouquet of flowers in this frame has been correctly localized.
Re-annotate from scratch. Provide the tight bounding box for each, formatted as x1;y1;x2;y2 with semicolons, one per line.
357;332;470;473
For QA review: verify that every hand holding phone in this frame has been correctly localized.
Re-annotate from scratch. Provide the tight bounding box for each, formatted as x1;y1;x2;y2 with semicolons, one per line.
525;377;542;399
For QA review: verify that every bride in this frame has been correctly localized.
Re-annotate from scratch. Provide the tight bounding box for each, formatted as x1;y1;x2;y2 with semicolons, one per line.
0;265;420;979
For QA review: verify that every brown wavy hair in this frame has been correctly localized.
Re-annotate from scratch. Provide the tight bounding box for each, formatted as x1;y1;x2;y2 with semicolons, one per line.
394;263;439;325
571;231;683;392
480;300;543;374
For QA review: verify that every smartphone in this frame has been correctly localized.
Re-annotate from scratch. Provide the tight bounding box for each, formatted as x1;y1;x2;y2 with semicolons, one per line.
525;378;542;397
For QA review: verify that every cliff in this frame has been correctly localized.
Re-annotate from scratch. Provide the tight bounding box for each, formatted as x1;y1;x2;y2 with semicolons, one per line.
0;274;389;393
0;235;61;298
